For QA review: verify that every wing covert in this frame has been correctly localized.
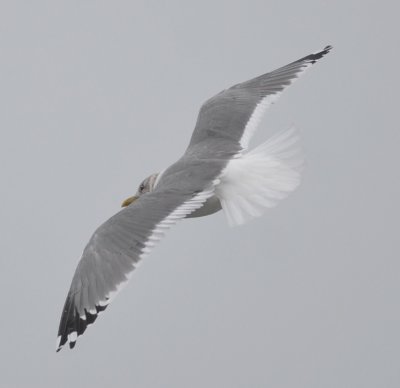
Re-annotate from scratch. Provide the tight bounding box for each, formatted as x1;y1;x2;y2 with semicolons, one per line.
187;46;332;152
57;184;214;351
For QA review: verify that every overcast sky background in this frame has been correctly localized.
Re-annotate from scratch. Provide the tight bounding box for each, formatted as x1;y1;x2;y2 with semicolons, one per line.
1;1;399;387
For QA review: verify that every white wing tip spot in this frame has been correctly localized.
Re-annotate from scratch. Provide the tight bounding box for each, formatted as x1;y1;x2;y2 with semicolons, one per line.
56;187;216;352
56;336;61;351
68;331;77;343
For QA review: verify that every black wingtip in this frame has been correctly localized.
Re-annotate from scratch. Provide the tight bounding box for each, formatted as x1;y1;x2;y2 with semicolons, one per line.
311;45;333;62
56;293;110;352
292;45;333;67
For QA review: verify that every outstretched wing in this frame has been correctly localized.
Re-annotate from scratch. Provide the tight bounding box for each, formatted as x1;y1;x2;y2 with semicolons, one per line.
56;156;226;351
57;46;332;351
187;46;332;153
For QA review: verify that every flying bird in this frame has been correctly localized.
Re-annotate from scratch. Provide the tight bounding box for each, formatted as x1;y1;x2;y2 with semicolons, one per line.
57;45;332;351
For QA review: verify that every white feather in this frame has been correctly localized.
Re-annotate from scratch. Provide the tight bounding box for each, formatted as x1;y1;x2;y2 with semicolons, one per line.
216;126;304;226
97;188;215;308
240;94;281;149
240;52;321;150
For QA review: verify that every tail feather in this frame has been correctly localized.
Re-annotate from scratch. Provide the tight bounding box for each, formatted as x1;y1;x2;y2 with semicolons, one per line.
216;126;304;226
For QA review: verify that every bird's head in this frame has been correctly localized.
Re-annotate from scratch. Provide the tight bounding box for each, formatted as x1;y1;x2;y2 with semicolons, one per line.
121;173;159;207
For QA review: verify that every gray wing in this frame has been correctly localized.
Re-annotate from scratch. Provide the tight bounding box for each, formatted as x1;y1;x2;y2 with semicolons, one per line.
187;45;332;154
56;157;224;351
57;46;332;351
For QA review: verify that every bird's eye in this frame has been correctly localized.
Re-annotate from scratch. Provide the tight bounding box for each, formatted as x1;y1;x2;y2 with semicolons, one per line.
139;183;145;192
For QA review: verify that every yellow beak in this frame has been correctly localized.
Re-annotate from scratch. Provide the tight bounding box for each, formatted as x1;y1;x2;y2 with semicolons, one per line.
121;195;139;207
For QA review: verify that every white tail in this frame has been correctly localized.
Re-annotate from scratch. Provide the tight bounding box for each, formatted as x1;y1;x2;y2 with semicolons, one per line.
216;126;304;226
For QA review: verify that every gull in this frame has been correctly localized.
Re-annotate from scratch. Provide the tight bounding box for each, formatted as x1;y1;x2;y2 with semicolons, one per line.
56;45;332;351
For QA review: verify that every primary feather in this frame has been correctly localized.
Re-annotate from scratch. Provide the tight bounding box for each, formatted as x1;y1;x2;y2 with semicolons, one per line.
57;46;332;351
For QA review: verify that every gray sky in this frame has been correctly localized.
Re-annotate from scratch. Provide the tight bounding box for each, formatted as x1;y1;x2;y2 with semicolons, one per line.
1;1;399;387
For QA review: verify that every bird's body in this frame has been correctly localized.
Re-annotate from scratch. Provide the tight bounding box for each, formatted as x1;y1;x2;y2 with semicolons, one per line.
57;46;332;351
